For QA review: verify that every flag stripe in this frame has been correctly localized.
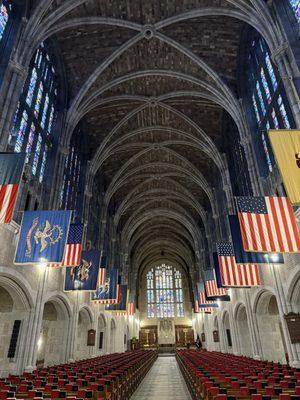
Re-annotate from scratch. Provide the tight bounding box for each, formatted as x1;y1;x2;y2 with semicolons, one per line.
0;184;19;223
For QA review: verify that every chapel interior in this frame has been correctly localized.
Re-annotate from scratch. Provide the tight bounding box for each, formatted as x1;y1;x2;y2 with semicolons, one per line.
0;1;300;399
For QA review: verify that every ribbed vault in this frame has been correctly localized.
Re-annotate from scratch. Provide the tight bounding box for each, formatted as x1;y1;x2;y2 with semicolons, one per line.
18;0;285;292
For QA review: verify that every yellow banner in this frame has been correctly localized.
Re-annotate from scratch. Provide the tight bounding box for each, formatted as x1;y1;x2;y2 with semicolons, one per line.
268;130;300;205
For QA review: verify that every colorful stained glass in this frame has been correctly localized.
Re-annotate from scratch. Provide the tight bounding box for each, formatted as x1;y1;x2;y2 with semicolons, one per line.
147;264;184;318
260;67;272;104
289;0;300;24
25;123;36;163
34;82;44;117
48;105;55;134
32;134;42;175
252;94;260;123
265;53;278;91
14;110;28;153
0;2;10;41
26;68;38;107
261;131;273;173
39;146;47;183
278;95;291;129
41;94;49;129
256;82;266;115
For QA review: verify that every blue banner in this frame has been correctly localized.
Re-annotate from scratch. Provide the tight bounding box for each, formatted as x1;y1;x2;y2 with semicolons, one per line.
91;268;119;302
64;250;101;291
228;215;284;264
15;210;71;264
105;284;128;311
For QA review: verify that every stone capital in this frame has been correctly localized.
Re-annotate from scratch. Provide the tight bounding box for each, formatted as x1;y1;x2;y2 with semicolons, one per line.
9;60;28;78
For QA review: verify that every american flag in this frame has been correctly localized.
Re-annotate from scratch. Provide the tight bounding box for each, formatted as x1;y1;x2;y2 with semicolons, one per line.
204;269;228;298
127;302;135;315
50;223;83;267
0;153;25;223
236;196;300;253
98;255;107;286
216;242;261;287
197;283;218;313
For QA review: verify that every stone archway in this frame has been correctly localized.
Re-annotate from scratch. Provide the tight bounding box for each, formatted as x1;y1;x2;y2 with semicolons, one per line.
255;292;286;363
235;303;252;356
74;307;93;360
37;298;70;367
222;311;233;353
110;318;116;353
0;275;33;376
97;313;107;354
213;316;220;351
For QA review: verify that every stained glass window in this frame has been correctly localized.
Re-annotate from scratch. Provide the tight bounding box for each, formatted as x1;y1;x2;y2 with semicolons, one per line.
246;33;294;176
0;1;11;41
11;42;58;184
146;264;184;318
289;0;300;24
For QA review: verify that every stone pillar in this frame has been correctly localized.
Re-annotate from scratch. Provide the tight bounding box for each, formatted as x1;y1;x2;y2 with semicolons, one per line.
218;313;227;353
270;264;300;368
49;145;69;209
66;292;80;362
229;306;240;355
24;266;49;372
239;136;263;195
244;291;263;360
0;59;28;150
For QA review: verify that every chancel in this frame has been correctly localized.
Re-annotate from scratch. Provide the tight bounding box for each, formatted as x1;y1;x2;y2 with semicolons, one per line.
0;1;300;399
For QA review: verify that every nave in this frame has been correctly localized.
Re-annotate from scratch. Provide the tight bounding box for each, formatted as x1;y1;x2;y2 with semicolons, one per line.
0;0;300;397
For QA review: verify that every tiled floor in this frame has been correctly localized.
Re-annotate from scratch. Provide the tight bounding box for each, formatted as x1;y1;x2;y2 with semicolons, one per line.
131;355;192;400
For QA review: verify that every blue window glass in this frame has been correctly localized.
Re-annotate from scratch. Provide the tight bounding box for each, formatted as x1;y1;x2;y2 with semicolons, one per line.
0;1;11;41
146;264;184;318
289;0;300;24
10;42;58;184
245;33;294;176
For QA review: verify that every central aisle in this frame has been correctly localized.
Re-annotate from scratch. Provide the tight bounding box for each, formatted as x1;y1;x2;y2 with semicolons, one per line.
131;355;192;400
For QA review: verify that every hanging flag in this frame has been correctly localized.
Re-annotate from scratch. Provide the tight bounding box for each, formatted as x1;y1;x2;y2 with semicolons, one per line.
105;284;128;312
50;223;83;268
64;250;100;291
268;130;300;205
216;243;261;287
204;269;229;299
236;196;300;253
127;302;135;315
228;215;284;264
91;268;119;304
0;152;25;223
197;282;218;312
98;254;107;286
15;210;71;264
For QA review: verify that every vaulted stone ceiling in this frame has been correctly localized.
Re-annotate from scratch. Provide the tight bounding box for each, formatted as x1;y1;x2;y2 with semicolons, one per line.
29;0;278;286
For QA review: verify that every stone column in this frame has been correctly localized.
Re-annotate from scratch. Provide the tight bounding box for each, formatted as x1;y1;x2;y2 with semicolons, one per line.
0;59;28;150
239;136;263;196
24;266;49;372
244;291;263;360
228;306;240;355
49;145;69;210
66;291;80;362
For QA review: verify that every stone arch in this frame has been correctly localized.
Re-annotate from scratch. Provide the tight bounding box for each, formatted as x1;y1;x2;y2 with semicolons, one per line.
254;290;286;363
234;302;252;357
286;269;300;312
222;310;233;353
74;306;93;360
37;294;71;367
0;271;34;375
109;318;117;353
97;313;107;354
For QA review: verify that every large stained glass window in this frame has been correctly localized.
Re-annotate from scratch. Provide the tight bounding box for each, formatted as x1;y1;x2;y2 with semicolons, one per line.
10;42;58;183
0;1;11;41
245;33;294;176
147;264;184;318
289;0;300;24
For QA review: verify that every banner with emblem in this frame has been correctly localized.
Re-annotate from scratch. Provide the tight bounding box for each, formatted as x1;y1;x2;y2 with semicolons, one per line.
91;268;119;304
105;284;128;312
64;250;100;291
15;210;71;264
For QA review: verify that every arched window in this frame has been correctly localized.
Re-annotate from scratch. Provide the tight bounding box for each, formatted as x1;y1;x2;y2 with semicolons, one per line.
147;264;184;318
10;43;58;183
0;0;11;41
243;32;294;176
289;0;300;24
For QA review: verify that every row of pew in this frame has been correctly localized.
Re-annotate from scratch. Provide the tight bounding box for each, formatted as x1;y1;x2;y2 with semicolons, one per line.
0;350;157;400
177;350;300;400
